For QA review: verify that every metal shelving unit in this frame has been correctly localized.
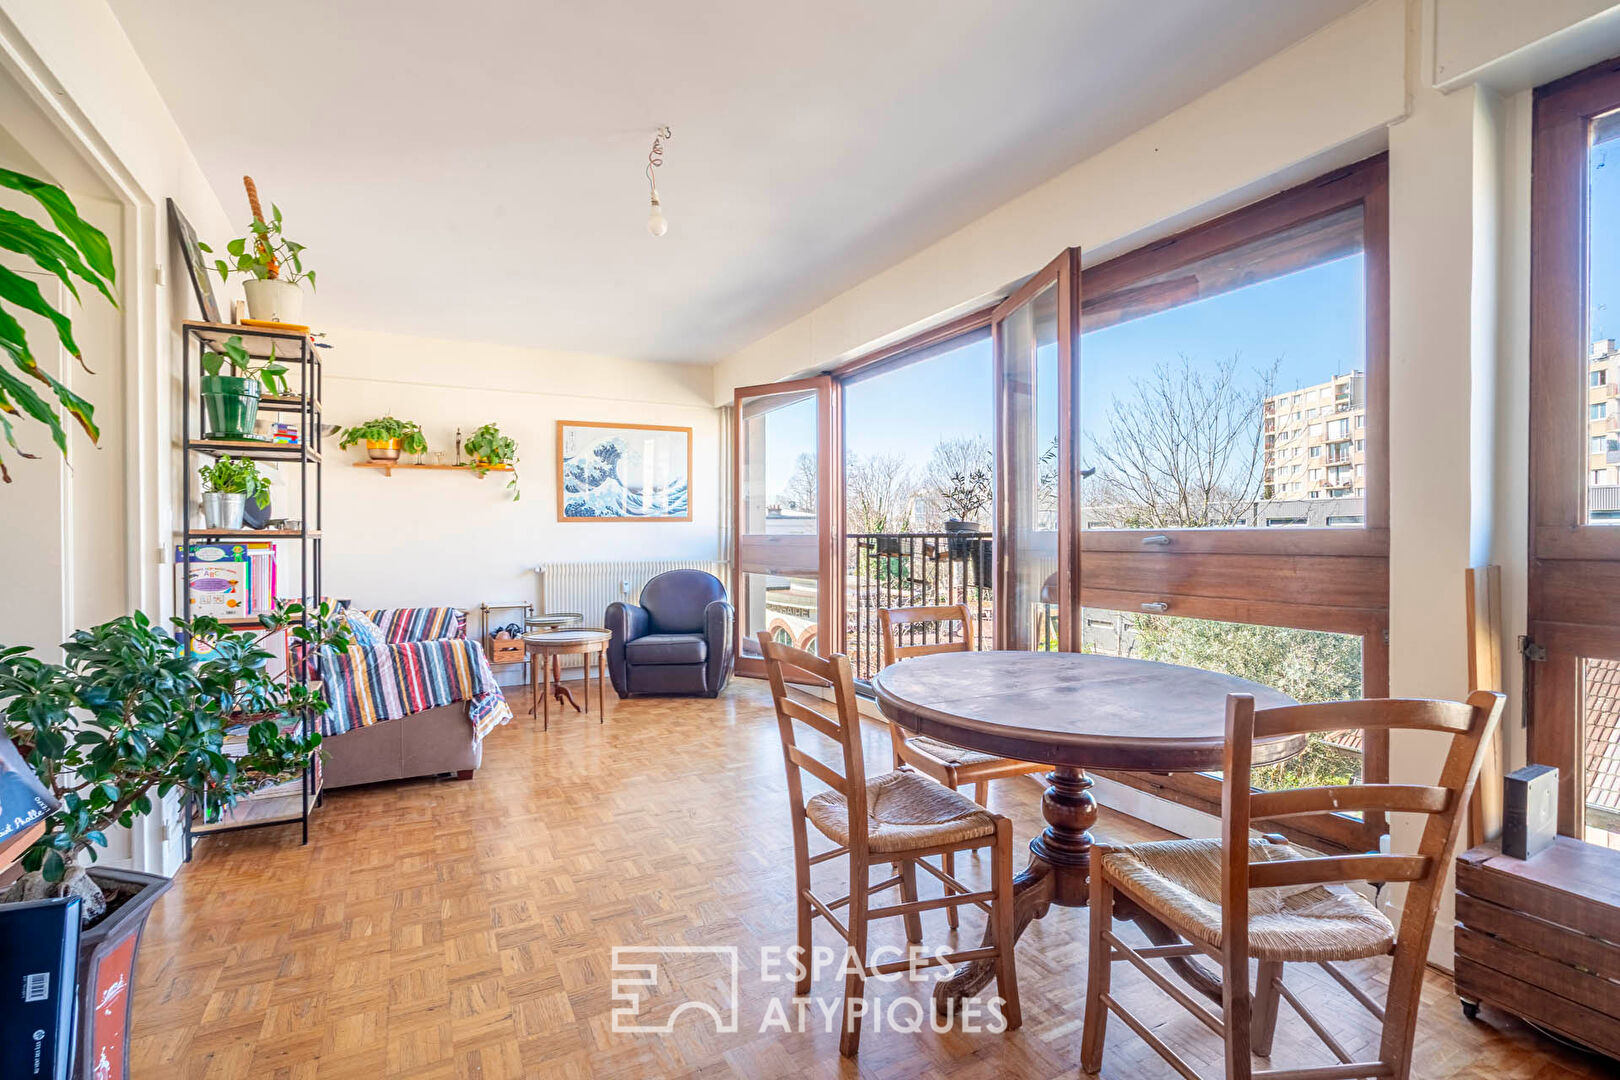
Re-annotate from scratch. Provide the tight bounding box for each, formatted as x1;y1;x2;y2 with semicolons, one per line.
178;321;324;856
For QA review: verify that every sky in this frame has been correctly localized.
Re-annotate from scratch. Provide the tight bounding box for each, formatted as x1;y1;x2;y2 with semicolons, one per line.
753;122;1620;511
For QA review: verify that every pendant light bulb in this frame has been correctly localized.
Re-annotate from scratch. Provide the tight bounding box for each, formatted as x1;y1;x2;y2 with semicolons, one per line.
647;192;668;237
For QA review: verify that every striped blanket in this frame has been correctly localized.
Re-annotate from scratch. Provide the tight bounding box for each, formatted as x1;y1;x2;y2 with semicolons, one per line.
316;608;512;739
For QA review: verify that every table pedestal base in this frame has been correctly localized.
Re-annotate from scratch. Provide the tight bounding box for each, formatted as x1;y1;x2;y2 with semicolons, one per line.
933;765;1223;1010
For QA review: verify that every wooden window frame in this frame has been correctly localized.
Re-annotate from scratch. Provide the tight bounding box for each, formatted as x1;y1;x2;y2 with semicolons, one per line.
1076;155;1391;853
1528;55;1620;835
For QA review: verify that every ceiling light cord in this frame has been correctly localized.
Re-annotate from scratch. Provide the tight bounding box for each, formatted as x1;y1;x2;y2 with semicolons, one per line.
647;126;672;237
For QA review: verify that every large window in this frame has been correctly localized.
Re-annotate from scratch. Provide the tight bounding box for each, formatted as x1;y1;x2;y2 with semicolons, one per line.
1529;57;1620;842
1076;156;1390;851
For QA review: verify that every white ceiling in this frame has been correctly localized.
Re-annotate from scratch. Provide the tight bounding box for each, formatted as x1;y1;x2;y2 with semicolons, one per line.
112;0;1360;363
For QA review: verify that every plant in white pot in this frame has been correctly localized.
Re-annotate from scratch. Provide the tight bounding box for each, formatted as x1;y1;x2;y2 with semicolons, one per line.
199;176;315;323
198;455;271;529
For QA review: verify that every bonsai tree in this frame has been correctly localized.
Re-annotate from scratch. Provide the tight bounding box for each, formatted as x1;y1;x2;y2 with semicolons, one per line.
0;600;350;918
198;455;271;508
464;422;519;499
199;334;290;395
337;416;428;455
0;168;118;484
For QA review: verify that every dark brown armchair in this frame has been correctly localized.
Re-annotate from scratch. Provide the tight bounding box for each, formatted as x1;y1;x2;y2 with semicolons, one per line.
605;569;734;697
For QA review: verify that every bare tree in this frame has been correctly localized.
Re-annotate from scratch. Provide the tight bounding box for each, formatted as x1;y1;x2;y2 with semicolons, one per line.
925;436;993;524
846;453;917;534
1086;354;1276;528
777;452;818;512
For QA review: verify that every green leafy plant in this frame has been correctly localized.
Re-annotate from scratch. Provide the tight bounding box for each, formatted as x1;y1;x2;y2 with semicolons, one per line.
199;334;289;395
464;422;519;499
337;416;428;455
0;168;117;485
198;455;271;509
199;200;315;290
0;601;350;914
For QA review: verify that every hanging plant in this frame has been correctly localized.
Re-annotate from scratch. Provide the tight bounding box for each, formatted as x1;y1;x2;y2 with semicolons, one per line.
0;168;118;484
463;422;519;499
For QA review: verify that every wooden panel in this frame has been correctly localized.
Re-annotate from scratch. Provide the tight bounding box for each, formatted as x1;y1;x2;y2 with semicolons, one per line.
1456;927;1619;1016
737;535;819;576
1455;892;1620;982
1530;559;1620;628
1081;528;1388;556
1456;840;1620;942
1079;552;1387;610
1453;957;1620;1058
1466;566;1506;846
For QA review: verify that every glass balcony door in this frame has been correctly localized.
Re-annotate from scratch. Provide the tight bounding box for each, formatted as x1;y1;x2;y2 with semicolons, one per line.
732;376;837;677
993;248;1080;651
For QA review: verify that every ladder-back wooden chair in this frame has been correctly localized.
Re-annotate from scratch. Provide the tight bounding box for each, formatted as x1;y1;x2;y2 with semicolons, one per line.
758;632;1022;1057
878;604;1047;928
1080;690;1505;1080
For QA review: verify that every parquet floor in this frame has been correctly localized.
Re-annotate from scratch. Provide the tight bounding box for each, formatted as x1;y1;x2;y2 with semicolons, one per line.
131;680;1612;1078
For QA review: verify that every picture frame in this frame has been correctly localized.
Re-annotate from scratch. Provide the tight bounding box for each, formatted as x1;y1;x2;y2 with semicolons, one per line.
557;421;693;522
167;197;221;323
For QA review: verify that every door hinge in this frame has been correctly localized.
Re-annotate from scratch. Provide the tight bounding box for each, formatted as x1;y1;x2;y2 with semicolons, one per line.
1521;637;1548;663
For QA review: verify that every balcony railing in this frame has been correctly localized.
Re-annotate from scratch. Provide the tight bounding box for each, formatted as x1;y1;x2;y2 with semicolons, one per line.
845;531;992;682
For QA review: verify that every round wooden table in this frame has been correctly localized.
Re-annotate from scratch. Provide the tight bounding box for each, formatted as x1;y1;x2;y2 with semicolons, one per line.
525;612;585;712
872;650;1303;1008
525;628;610;730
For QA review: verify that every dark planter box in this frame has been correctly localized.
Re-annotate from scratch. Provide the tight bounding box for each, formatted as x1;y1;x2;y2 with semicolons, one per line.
76;867;171;1080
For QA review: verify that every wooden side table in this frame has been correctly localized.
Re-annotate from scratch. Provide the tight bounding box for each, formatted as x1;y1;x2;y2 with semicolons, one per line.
525;628;610;730
525;612;585;712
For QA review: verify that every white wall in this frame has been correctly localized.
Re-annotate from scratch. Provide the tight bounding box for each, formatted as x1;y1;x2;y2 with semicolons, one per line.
318;327;722;620
713;0;1408;399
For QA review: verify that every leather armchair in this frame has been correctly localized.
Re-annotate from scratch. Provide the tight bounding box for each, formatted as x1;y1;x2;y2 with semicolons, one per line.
605;569;734;698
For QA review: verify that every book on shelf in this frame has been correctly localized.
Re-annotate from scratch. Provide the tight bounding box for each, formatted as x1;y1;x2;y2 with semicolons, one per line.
177;542;278;619
2;730;59;873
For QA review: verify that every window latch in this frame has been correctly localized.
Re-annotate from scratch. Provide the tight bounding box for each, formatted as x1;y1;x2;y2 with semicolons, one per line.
1142;535;1171;546
1140;602;1169;613
1521;637;1548;663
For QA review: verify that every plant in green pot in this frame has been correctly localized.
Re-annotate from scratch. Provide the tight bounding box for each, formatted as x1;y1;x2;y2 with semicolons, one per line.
198;455;271;529
337;416;428;463
199;334;289;440
0;601;349;1080
463;421;519;499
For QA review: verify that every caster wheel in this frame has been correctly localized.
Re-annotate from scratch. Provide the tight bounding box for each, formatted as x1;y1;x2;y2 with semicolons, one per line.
1461;1000;1480;1021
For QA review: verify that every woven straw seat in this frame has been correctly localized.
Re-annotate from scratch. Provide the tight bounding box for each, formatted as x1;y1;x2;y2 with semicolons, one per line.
1102;837;1396;963
905;734;1003;768
806;769;997;854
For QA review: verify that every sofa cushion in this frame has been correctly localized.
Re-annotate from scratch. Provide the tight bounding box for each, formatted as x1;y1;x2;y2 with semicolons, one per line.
625;633;707;665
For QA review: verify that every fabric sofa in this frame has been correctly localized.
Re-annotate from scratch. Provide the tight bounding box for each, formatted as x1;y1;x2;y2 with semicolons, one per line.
605;569;734;697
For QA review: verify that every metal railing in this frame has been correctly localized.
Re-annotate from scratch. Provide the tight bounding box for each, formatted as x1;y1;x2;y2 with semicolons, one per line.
845;531;992;682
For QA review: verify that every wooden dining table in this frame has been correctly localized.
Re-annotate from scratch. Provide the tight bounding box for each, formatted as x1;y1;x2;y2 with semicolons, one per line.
872;649;1304;1008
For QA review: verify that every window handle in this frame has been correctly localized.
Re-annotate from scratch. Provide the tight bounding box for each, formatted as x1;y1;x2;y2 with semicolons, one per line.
1142;535;1171;546
1140;602;1169;613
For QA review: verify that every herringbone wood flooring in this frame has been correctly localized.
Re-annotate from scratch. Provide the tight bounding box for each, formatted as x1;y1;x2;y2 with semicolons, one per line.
130;680;1610;1078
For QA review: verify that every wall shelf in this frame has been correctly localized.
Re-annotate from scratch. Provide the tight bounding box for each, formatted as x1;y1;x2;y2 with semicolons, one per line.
351;461;514;477
190;528;321;540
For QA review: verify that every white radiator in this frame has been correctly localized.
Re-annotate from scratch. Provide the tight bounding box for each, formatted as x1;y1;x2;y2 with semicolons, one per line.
538;559;727;671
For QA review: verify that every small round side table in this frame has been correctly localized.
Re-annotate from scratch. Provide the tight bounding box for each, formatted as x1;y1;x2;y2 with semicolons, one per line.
524;628;610;731
525;612;585;711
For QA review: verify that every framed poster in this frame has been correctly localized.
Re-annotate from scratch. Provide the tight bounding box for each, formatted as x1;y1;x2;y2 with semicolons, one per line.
557;421;692;522
166;197;221;323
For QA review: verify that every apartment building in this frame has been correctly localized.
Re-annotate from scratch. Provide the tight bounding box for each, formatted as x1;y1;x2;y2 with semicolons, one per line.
1591;338;1620;522
1263;371;1367;505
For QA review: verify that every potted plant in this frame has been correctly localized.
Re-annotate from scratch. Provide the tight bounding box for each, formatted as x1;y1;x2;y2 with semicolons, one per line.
199;178;315;323
198;334;289;440
337;416;428;463
0;601;349;1080
463;422;520;499
198;455;271;529
0;167;117;485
